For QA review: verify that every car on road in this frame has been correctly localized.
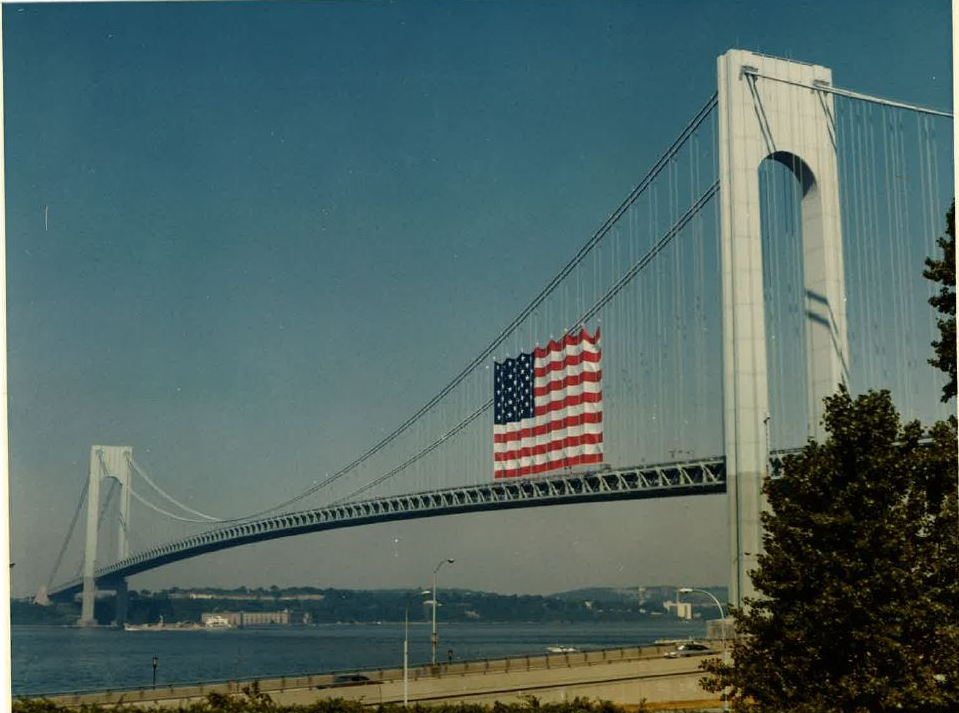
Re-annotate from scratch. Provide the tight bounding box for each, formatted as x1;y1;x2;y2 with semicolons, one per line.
316;674;377;689
665;642;718;658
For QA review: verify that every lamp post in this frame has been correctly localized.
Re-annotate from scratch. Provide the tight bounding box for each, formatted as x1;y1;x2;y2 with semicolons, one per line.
152;654;158;689
763;413;771;479
678;588;727;712
430;558;454;665
404;590;430;707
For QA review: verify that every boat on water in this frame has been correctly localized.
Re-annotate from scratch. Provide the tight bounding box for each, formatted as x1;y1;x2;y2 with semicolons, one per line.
203;614;232;629
546;646;579;654
123;616;204;632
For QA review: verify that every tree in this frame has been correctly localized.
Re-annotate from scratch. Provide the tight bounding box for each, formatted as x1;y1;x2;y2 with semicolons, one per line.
702;387;958;713
923;202;956;401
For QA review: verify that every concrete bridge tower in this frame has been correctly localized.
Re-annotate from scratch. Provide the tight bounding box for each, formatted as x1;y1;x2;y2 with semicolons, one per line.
717;50;849;608
78;446;133;626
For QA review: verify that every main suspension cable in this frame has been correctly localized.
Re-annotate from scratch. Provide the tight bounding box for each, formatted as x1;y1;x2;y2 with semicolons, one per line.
221;93;720;520
335;180;721;503
46;475;89;588
128;487;223;523
127;456;222;522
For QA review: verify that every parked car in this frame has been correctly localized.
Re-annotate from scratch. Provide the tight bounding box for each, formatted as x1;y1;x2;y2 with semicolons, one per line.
334;674;371;684
316;673;376;689
665;642;718;658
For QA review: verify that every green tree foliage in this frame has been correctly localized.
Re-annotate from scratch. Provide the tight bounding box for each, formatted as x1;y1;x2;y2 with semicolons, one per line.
702;387;958;712
65;587;666;626
9;601;79;625
923;202;956;401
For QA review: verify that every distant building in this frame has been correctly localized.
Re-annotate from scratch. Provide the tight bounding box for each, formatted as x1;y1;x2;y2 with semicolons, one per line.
663;601;693;620
174;590;325;602
242;610;290;626
202;610;292;627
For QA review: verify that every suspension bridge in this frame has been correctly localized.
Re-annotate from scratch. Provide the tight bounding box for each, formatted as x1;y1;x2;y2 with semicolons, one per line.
41;50;953;626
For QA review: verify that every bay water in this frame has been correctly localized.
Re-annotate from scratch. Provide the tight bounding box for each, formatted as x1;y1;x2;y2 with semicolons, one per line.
13;619;706;697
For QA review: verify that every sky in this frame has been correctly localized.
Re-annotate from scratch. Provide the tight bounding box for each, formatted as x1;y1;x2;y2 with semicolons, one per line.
4;0;954;599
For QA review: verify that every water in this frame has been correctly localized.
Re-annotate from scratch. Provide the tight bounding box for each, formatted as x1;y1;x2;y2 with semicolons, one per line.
12;620;705;697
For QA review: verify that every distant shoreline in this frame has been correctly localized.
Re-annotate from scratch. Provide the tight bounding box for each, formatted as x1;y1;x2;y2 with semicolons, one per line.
11;585;726;627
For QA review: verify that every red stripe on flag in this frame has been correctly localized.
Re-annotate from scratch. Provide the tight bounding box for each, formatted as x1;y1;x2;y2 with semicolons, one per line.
494;452;604;478
533;328;600;359
534;391;602;417
493;411;604;444
495;433;604;462
533;370;602;397
534;350;601;377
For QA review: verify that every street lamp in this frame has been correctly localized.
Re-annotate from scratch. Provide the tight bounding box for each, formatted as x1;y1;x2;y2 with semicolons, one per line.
152;654;158;689
430;558;454;665
763;413;771;480
404;590;431;707
678;588;727;712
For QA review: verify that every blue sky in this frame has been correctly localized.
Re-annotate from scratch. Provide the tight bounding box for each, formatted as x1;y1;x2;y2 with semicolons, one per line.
5;1;953;598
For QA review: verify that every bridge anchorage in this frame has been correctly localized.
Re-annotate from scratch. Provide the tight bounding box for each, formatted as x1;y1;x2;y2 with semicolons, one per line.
42;49;951;620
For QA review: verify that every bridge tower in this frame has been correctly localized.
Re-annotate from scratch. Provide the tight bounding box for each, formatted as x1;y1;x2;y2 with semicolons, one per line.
717;50;848;607
79;445;133;626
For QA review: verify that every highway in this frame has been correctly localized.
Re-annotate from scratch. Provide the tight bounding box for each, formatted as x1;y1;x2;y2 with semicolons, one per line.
33;642;724;711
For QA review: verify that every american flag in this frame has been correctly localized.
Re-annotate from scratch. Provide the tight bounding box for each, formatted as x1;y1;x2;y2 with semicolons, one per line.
493;327;602;478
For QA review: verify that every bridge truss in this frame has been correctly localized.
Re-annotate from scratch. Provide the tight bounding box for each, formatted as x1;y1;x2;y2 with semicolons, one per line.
49;456;727;599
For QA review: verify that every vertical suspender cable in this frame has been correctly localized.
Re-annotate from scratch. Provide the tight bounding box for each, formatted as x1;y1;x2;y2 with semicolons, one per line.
860;102;875;391
896;109;915;414
881;105;900;403
893;108;911;412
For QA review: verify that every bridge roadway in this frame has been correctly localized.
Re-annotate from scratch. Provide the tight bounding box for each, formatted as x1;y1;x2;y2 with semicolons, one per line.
50;457;729;600
33;641;724;711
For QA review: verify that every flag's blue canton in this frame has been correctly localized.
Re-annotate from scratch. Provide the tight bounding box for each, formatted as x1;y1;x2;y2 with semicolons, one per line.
494;352;535;425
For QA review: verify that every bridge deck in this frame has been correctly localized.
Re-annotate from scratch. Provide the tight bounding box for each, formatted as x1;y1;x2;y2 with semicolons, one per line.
50;457;727;599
